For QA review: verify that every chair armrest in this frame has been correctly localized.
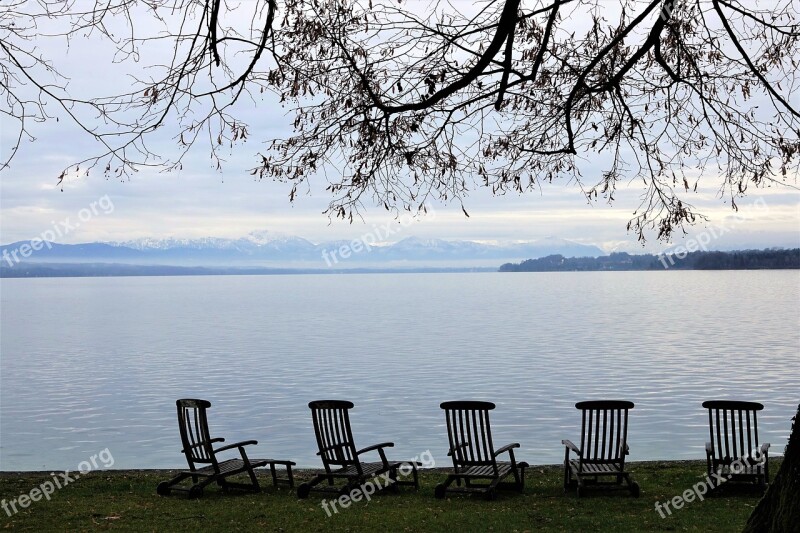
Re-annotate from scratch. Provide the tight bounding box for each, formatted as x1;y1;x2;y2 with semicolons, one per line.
214;440;258;454
182;438;224;453
761;443;771;482
356;442;394;467
493;443;520;457
356;442;394;456
447;441;469;457
562;440;581;456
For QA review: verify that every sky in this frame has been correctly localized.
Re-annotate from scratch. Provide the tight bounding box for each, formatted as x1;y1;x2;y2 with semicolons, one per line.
1;1;799;255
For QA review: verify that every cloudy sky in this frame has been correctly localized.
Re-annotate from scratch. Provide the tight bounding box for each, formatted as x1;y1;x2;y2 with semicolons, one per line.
2;2;798;254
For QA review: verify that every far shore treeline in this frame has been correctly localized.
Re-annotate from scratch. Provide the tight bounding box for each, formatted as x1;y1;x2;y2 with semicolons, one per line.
499;249;800;272
1;248;798;278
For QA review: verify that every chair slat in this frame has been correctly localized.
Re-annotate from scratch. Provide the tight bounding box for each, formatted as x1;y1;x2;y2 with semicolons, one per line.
580;409;587;467
737;409;745;459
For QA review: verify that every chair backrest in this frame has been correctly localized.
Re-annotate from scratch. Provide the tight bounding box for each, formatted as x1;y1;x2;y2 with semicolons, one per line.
440;401;498;469
308;400;359;470
575;400;633;466
176;399;216;468
703;400;764;463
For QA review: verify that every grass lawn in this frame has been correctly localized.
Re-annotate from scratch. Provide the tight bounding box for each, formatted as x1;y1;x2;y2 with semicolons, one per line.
0;460;775;532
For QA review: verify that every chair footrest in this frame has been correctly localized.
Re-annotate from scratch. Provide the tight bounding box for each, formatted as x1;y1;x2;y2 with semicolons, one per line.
262;459;295;488
390;461;419;486
260;459;297;466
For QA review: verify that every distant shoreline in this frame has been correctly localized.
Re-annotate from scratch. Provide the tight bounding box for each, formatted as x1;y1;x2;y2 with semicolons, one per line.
500;248;800;272
1;248;798;278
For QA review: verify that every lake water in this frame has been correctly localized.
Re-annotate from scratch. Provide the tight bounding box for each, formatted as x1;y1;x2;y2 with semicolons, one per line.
1;271;798;471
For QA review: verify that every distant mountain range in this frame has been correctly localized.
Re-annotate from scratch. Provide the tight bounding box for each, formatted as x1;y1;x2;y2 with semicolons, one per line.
0;230;604;268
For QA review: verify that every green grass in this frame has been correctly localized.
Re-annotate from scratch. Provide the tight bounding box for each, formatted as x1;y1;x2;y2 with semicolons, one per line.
0;460;775;532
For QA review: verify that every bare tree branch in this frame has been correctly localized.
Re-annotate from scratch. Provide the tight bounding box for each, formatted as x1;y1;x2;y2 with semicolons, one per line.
1;0;798;242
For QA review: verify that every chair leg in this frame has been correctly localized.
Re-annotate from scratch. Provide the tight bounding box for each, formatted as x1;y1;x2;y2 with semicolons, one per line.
393;461;419;489
387;467;400;493
485;479;501;501
247;466;261;492
627;475;641;497
512;467;521;489
264;462;295;488
262;463;294;488
576;476;585;498
435;474;457;499
515;463;528;492
194;475;219;497
758;464;768;491
563;463;572;493
157;472;193;495
488;476;503;492
340;479;360;496
297;473;333;499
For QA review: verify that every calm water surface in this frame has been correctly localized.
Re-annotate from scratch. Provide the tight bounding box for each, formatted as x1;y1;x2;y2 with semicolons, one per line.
1;271;798;470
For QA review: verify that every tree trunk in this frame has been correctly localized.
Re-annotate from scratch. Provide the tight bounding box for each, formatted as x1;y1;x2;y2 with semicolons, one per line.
743;403;800;532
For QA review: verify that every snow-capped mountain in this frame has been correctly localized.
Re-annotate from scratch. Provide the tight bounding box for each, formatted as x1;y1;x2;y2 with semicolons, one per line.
116;230;316;253
115;236;243;251
2;231;604;267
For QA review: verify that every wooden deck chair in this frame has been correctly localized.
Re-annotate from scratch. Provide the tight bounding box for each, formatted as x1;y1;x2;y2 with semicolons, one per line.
434;401;528;500
703;400;770;490
296;400;419;499
156;399;295;498
562;400;640;497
